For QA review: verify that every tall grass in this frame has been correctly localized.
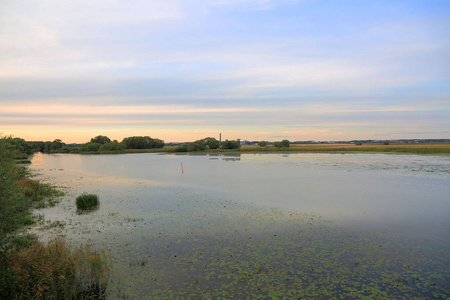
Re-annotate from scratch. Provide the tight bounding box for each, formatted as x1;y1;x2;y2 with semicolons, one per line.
18;179;63;208
1;137;109;299
7;237;108;299
76;194;99;210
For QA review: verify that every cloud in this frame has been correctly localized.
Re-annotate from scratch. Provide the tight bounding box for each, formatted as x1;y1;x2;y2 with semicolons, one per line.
1;0;449;142
0;0;184;77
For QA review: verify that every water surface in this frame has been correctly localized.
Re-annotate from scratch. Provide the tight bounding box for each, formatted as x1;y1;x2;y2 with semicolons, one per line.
30;152;450;298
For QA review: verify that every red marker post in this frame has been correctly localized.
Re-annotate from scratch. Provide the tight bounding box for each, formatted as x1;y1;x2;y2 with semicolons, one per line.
181;162;184;174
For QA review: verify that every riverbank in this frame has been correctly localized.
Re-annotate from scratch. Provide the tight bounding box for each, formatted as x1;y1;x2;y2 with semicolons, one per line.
0;138;109;299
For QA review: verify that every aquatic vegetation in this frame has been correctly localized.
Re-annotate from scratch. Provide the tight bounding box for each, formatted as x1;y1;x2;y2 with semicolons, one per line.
18;179;63;208
43;220;66;230
14;159;31;164
76;194;100;210
7;237;108;299
116;204;450;299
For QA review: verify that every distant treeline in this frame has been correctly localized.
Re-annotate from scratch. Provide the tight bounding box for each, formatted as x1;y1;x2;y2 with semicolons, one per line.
80;135;164;153
2;135;292;155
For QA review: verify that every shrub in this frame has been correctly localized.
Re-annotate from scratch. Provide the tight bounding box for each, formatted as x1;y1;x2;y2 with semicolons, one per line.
76;194;99;210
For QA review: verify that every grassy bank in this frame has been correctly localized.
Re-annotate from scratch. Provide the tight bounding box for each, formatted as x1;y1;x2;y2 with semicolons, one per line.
114;143;450;155
0;137;108;299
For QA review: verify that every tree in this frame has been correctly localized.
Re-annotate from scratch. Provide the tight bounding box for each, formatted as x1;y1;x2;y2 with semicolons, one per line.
258;141;267;147
220;140;241;150
174;144;188;152
80;142;101;152
202;137;220;149
187;141;207;152
90;135;111;145
3;137;33;154
99;141;127;152
121;136;164;149
274;140;290;148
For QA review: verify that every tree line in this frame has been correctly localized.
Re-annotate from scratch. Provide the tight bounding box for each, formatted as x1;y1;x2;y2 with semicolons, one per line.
2;135;291;154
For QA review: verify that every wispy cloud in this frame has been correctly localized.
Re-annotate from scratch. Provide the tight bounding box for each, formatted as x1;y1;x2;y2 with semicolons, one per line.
1;0;449;142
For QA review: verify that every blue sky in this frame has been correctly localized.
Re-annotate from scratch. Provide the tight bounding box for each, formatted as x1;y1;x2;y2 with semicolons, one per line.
1;0;449;142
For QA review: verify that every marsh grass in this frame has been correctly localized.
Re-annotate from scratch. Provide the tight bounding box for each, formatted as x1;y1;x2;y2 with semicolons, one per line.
7;237;108;299
76;194;99;211
18;179;63;208
14;159;31;164
238;143;450;154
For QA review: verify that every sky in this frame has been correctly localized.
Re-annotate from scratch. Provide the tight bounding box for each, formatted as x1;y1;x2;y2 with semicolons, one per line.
1;0;449;143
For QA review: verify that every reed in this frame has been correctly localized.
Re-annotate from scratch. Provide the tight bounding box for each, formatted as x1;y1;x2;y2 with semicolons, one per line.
7;237;108;299
76;194;99;210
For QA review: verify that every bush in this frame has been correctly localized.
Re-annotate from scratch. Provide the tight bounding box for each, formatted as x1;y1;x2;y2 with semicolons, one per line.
258;141;267;147
76;194;99;210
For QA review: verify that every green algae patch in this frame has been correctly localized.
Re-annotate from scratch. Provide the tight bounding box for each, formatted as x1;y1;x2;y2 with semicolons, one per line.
105;197;449;299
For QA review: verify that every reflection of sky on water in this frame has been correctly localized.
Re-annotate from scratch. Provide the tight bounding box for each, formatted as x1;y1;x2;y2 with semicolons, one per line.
28;152;450;297
30;152;450;243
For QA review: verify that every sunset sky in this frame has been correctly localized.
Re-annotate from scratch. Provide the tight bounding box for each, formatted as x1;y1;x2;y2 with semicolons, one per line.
1;0;449;143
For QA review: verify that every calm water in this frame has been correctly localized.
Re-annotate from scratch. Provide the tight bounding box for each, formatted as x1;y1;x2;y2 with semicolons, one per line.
29;152;450;298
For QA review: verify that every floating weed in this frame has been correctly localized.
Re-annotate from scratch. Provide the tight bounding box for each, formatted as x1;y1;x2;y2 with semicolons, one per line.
43;220;66;230
124;217;144;223
108;198;450;299
33;185;449;298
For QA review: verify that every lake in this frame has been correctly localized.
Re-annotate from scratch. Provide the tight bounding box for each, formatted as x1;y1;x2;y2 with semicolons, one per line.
30;152;450;298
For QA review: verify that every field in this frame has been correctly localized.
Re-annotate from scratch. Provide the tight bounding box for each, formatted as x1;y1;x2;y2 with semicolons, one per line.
119;143;450;155
240;143;450;154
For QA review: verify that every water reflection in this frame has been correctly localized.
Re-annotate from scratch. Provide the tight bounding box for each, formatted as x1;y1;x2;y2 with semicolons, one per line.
28;152;450;298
